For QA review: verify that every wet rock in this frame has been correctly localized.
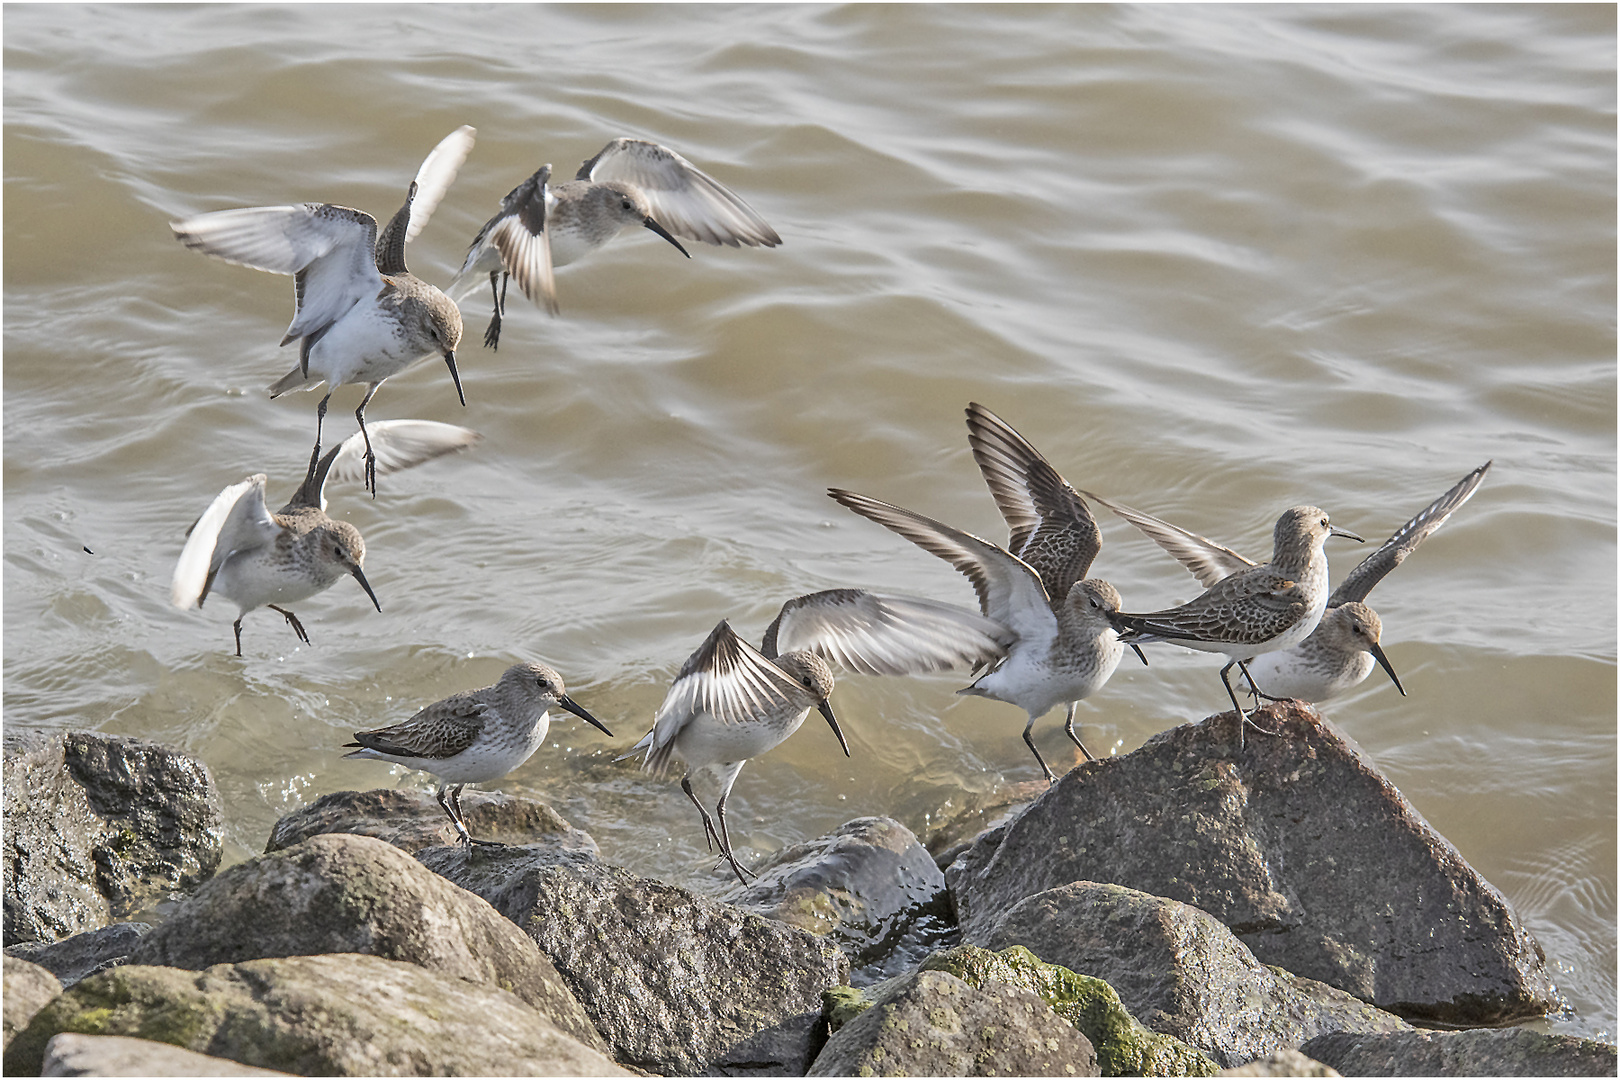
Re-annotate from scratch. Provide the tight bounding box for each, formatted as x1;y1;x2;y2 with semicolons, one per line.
1220;1048;1341;1076
5;923;150;987
4;730;222;946
921;779;1044;869
1299;1027;1618;1077
418;844;848;1076
982;881;1408;1067
126;833;603;1051
39;1033;292;1076
3;955;61;1053
719;816;951;981
5;954;627;1077
265;787;597;856
807;968;1099;1077
919;944;1218;1076
945;702;1559;1026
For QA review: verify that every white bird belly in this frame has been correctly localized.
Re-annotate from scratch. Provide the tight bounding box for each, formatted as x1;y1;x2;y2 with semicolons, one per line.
670;707;807;771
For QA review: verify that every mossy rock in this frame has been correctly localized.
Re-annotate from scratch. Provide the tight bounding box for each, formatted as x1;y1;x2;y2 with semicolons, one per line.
924;943;1218;1077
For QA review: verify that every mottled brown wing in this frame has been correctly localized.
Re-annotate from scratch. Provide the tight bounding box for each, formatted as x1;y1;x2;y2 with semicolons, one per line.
349;692;490;760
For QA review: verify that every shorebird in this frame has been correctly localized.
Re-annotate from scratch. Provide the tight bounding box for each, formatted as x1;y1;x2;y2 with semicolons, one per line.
171;420;480;655
452;137;780;348
1102;505;1364;742
628;589;1010;884
828;485;1136;785
344;662;611;846
171;126;475;494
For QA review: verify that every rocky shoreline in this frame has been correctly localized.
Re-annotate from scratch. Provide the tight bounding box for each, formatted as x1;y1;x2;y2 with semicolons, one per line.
4;702;1614;1077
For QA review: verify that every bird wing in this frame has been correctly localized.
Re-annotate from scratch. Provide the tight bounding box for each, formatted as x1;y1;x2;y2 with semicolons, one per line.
404;125;475;245
760;589;1012;675
171;202;382;348
577;137;781;248
1116;568;1305;646
1080;489;1255;589
488;169;559;315
171;474;277;608
313;420;483;506
828;489;1056;646
965;402;1101;600
349;695;490;761
1329;461;1492;607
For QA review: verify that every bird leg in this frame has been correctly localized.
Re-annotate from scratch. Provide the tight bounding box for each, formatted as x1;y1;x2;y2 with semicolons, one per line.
447;784;503;848
232;617;245;658
1219;660;1278;751
354;385;380;497
1062;702;1096;763
1023;713;1058;786
483;270;507;351
266;605;310;646
309;389;334;471
681;776;721;853
1235;659;1282;734
714;788;757;886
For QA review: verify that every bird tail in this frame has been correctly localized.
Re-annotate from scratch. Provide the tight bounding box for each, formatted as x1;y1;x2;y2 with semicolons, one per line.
616;728;679;777
268;364;316;398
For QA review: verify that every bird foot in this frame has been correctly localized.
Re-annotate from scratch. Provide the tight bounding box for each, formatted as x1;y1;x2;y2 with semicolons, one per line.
483;314;502;351
267;605;310;646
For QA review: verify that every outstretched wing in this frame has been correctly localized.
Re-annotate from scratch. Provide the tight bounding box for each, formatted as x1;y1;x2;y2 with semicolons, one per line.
1330;461;1492;607
405;125;476;245
1081;489;1255;589
761;589;1011;674
578;137;780;247
307;420;483;507
172;474;277;609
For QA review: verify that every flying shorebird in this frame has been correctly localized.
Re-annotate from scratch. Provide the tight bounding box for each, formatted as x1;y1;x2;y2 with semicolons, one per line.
171;420;480;655
452;137;780;348
1103;505;1363;743
344;662;611;847
829;484;1138;786
1087;462;1491;702
171;126;475;494
628;589;1010;884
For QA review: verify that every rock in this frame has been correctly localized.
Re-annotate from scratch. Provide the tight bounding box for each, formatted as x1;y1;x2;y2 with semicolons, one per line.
126;833;604;1051
3;955;62;1053
919;944;1218;1076
1300;1028;1618;1077
945;702;1559;1026
982;881;1408;1067
40;1033;293;1076
417;844;848;1076
807;968;1099;1077
719;816;952;981
1220;1048;1341;1076
4;730;222;946
5;923;150;986
265;788;597;856
921;780;1045;869
5;954;628;1077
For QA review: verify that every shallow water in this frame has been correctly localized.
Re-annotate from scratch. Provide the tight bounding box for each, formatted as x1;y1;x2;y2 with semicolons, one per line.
4;3;1613;1040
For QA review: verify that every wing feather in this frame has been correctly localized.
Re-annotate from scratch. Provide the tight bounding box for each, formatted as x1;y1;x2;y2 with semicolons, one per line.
579;137;780;248
1081;489;1255;588
172;475;277;608
1330;461;1492;606
762;589;1011;674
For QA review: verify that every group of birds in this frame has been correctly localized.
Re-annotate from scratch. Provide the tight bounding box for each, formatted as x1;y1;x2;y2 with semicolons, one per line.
164;125;1490;884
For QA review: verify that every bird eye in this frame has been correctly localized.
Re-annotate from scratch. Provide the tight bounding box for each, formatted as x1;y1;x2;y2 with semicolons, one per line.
622;199;634;211
333;546;343;559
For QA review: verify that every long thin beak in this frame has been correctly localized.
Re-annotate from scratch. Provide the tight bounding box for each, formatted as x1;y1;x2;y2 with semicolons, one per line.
818;699;851;758
1129;641;1149;666
351;565;382;612
442;350;466;407
1329;525;1364;543
558;694;614;736
1369;640;1406;696
643;217;690;258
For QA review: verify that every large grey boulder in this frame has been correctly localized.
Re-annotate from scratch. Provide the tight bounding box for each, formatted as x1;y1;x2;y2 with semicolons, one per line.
1220;1049;1340;1076
5;923;150;986
719;816;949;980
5;954;628;1077
3;955;61;1054
40;1033;292;1076
266;788;597;856
418;843;848;1076
945;702;1559;1026
126;833;603;1051
982;881;1407;1068
4;730;222;946
1300;1028;1618;1077
808;968;1099;1077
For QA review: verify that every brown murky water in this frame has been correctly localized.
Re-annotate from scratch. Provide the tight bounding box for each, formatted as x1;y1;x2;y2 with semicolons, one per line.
5;3;1613;1039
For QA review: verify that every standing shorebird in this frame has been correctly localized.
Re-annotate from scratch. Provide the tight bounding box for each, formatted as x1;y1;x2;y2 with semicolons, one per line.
1103;505;1364;742
171;420;480;655
344;662;611;847
629;590;1010;884
171;126;475;494
452;137;780;348
828;485;1136;785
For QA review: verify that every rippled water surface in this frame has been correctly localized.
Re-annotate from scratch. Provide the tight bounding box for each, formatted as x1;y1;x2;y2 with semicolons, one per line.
5;3;1613;1039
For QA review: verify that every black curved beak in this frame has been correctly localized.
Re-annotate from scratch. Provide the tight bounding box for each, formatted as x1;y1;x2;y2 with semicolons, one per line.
1369;640;1406;697
1329;525;1364;543
351;565;382;613
558;694;614;737
1129;642;1149;666
818;699;850;758
643;217;690;259
443;350;466;407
